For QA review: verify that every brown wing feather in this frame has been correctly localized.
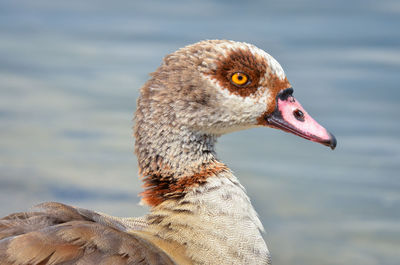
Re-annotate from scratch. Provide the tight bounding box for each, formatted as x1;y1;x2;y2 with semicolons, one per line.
0;202;177;265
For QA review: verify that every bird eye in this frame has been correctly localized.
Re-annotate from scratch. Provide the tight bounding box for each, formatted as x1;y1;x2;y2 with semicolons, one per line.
231;72;249;86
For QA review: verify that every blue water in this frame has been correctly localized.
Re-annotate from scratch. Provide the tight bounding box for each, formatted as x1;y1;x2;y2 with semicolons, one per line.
1;1;399;264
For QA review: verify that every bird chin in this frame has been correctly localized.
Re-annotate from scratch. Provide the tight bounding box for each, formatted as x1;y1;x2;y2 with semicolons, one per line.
201;124;260;136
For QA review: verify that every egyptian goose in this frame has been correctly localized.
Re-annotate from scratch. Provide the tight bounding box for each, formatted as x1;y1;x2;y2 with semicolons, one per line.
0;40;336;265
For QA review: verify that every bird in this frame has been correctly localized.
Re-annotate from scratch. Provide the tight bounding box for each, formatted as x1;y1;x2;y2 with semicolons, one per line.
0;40;336;265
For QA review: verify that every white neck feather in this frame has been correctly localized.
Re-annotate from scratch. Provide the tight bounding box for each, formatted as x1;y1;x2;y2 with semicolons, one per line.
146;172;271;265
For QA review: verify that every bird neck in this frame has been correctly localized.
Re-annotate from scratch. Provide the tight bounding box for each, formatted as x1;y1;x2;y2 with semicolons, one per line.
134;108;270;264
144;172;270;264
135;121;228;206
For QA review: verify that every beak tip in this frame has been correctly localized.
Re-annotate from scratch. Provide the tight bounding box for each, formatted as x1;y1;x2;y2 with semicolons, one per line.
328;133;337;150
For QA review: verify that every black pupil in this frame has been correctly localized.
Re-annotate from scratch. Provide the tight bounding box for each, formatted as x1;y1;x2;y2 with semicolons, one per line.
237;75;243;81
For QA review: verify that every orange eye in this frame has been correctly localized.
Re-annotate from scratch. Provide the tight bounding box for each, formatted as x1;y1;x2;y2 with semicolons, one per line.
231;72;249;86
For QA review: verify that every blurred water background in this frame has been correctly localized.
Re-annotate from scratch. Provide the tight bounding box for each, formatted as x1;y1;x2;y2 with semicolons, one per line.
1;0;399;264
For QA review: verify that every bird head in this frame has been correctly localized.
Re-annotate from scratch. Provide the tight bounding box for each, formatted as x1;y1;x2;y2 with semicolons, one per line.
137;40;336;149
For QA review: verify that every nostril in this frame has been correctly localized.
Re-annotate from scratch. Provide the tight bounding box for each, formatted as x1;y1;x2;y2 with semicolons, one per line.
293;109;305;121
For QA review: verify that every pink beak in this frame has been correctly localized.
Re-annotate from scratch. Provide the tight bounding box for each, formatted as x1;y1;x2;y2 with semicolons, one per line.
266;88;337;150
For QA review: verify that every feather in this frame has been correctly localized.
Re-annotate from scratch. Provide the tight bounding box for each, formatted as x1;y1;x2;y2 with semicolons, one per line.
0;202;177;265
